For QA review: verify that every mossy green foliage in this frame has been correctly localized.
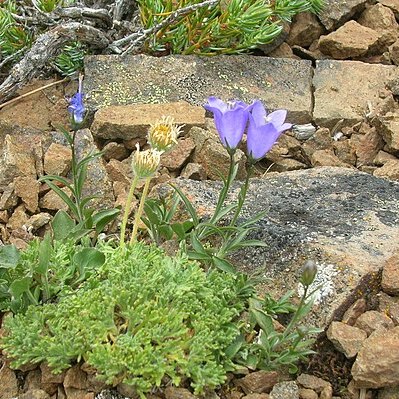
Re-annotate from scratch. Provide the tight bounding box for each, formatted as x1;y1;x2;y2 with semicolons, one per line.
1;242;251;397
0;237;104;313
139;0;324;55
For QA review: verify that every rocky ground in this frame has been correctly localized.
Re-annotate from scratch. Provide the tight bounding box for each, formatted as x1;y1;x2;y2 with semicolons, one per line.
0;0;399;398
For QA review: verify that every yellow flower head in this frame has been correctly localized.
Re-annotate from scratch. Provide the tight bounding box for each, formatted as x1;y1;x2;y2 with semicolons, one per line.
132;144;161;179
148;116;182;152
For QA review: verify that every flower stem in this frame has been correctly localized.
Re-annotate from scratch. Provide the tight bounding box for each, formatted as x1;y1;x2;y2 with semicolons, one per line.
120;175;140;247
229;163;253;226
70;130;84;224
130;177;151;244
209;150;236;225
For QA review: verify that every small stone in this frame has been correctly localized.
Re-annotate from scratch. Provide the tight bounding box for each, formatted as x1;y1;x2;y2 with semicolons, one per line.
355;310;395;335
164;386;196;399
378;0;399;18
342;298;367;326
18;389;50;399
7;204;29;231
352;326;399;388
0;362;19;399
105;158;132;186
296;374;332;394
181;162;207;180
0;134;37;187
26;213;52;231
0;183;18;211
378;385;399;398
269;381;299;399
14;176;40;213
91;102;205;140
378;291;399;324
24;369;42;391
327;321;367;358
64;388;94;399
43;143;72;176
333;140;357;166
161;137;196;172
319;21;381;59
319;385;333;399
374;160;399;180
374;111;399;152
0;210;8;223
374;150;397;166
243;394;270;399
102;142;129;161
389;39;399;65
63;364;88;390
382;251;399;295
298;388;318;399
116;383;139;398
39;188;70;211
358;4;398;51
310;149;348;167
293;124;316;141
40;363;66;385
236;371;279;394
318;0;369;30
287;12;324;47
353;127;385;167
268;42;298;59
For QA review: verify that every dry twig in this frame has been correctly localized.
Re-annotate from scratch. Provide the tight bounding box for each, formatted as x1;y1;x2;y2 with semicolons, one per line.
0;22;108;103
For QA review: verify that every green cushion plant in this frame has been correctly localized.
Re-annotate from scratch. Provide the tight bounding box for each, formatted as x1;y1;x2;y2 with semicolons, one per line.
1;242;253;397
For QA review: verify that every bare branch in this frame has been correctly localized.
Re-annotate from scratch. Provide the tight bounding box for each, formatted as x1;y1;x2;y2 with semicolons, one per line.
0;22;109;103
53;7;113;27
108;0;218;55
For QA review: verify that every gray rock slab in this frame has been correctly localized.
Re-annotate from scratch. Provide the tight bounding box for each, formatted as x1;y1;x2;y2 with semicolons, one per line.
84;54;313;124
318;0;369;31
158;167;399;328
313;60;399;129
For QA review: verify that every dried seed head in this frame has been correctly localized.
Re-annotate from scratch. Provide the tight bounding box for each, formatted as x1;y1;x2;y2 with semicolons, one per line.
148;116;181;152
132;144;161;178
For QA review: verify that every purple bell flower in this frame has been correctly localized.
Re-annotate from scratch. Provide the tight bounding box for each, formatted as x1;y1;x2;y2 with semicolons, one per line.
247;100;292;161
204;97;254;150
67;75;85;126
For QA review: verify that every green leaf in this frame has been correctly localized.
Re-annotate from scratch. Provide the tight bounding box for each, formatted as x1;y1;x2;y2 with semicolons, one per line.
250;306;274;335
9;276;31;298
38;174;74;194
212;257;236;273
170;184;199;227
73;248;105;277
225;334;245;359
0;245;20;268
43;180;79;219
93;208;120;233
159;225;174;240
51;210;76;240
36;234;52;274
190;232;207;255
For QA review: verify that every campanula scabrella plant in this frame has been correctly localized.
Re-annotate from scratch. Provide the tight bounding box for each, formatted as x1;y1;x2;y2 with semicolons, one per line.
247;100;292;162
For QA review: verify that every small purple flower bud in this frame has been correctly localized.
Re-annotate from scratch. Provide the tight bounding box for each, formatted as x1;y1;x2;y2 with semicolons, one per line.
67;75;85;127
247;100;292;162
204;97;254;150
67;92;85;125
300;260;317;287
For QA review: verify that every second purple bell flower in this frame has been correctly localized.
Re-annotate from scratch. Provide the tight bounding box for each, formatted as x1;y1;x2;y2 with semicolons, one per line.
247;100;292;162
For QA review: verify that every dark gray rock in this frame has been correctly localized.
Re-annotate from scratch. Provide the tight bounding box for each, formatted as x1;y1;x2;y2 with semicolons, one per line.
84;54;313;124
318;0;370;31
160;167;399;328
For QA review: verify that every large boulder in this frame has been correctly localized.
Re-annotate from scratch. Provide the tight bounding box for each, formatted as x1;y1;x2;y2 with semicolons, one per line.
160;167;399;328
